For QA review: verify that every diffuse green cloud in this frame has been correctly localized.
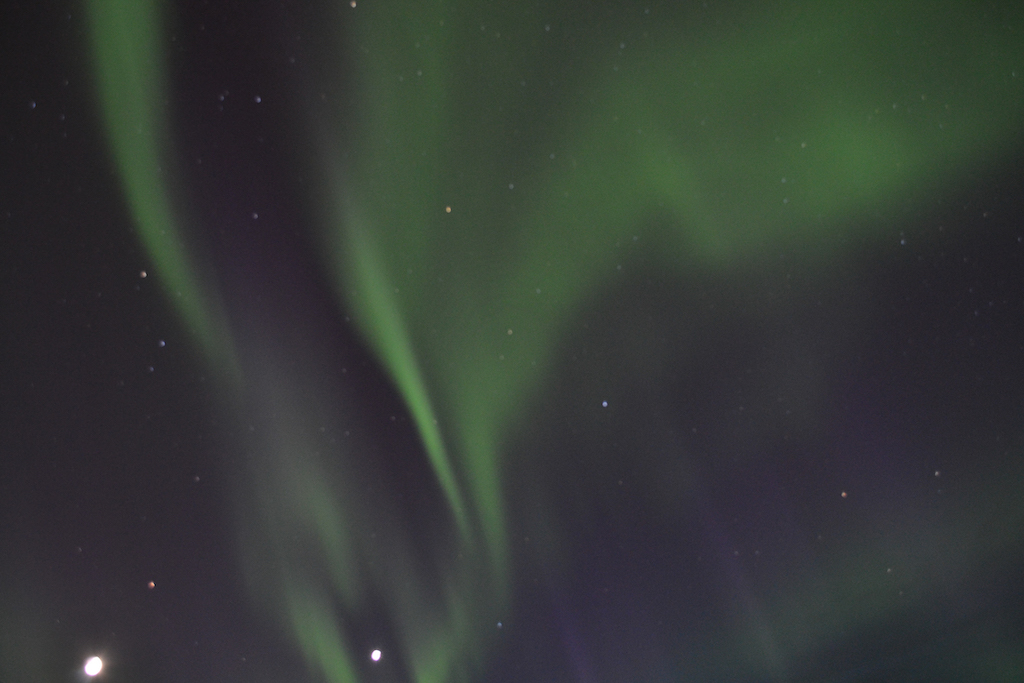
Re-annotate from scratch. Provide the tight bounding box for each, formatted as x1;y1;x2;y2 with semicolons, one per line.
88;0;1023;680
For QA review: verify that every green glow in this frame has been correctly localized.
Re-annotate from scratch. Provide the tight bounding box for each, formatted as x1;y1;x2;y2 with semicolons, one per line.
325;2;1023;678
87;0;1023;680
330;4;1022;676
86;0;238;381
286;585;359;683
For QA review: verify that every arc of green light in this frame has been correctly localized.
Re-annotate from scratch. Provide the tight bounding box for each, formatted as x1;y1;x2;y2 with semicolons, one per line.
86;0;238;382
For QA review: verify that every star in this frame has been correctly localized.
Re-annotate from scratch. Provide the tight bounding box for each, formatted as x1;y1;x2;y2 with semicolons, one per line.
84;656;103;677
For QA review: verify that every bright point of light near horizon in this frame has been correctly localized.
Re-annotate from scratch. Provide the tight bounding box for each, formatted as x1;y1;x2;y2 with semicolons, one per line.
84;656;103;676
370;649;382;662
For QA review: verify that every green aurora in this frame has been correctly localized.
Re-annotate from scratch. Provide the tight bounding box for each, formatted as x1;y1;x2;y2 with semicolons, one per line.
87;1;1023;681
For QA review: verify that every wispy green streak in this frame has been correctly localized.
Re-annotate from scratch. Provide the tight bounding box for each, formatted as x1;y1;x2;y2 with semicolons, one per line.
86;0;237;380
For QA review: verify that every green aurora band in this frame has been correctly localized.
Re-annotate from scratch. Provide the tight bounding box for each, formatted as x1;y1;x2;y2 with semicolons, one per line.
88;1;1023;681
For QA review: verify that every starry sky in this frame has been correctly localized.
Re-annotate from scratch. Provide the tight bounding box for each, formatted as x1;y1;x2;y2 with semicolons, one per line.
3;1;1024;682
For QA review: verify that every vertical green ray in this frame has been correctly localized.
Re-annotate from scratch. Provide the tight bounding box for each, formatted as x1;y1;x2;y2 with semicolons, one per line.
341;214;470;536
86;0;237;380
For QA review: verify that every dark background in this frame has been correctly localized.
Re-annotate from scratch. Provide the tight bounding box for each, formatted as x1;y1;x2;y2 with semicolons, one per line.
4;2;1024;682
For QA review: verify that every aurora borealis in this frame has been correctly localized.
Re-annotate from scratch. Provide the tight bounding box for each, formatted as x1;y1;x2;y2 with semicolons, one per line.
3;1;1024;681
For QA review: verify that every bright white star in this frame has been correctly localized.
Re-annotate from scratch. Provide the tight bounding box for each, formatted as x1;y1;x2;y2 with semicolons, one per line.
84;656;103;676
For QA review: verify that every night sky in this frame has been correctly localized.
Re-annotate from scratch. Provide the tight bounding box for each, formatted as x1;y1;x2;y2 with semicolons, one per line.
3;1;1024;682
